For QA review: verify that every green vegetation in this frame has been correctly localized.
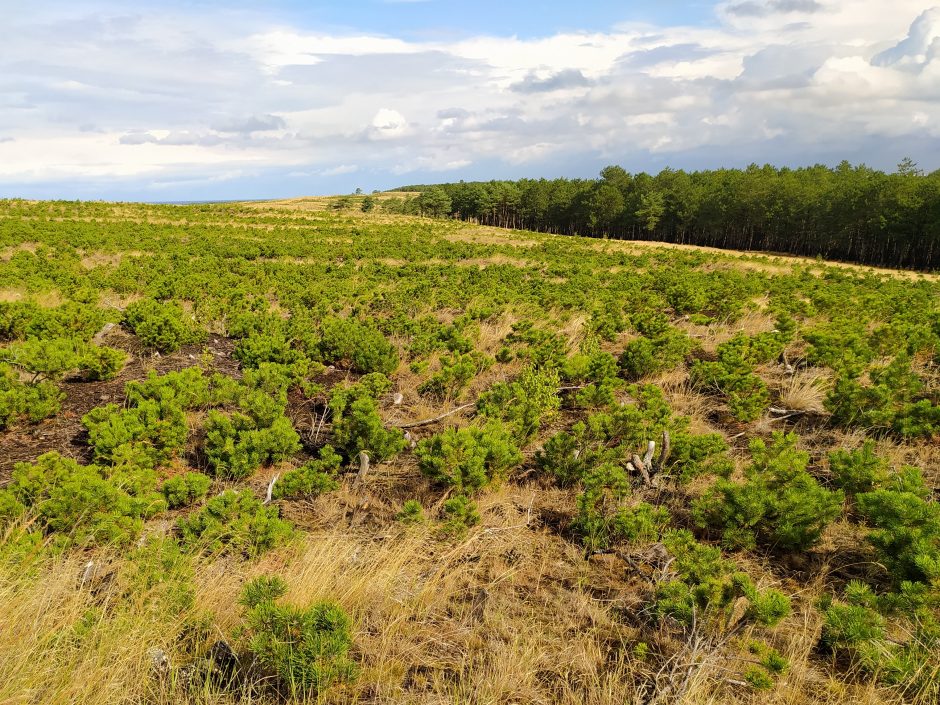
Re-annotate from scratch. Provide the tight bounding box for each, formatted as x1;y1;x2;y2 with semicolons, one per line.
1;197;940;704
177;489;294;557
396;162;940;269
416;422;522;493
694;432;844;551
124;299;204;353
0;452;165;548
239;576;358;697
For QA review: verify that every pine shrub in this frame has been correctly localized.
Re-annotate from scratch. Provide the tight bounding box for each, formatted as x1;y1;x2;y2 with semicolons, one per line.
239;575;357;697
124;299;204;353
416;422;522;493
161;472;212;509
178;489;293;557
273;447;342;500
693;432;844;551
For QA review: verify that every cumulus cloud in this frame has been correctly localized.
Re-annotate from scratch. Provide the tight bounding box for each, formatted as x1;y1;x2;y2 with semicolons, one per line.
3;1;940;199
369;108;409;140
872;7;940;69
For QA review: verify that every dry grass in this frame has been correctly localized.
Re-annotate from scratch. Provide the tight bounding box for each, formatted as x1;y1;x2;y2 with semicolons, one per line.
649;367;719;436
557;312;590;350
0;289;64;306
683;310;778;356
476;312;518;355
0;448;917;705
777;370;831;414
0;486;646;705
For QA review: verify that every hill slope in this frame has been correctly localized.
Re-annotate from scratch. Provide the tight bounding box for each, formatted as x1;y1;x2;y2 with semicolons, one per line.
1;198;939;704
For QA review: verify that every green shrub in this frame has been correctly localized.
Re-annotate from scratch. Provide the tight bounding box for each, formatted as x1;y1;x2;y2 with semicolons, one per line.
416;422;522;494
331;396;405;462
805;319;874;375
233;325;308;370
654;530;791;628
440;494;481;537
315;317;398;375
612;502;672;543
124;299;204;352
0;301;109;343
125;367;215;409
536;431;584;487
204;390;301;479
588;303;626;341
536;385;731;490
1;337;127;382
0;338;83;381
689;330;788;422
564;344;622;409
78;345;127;381
571;462;632;552
396;499;425;524
631;311;672;338
0;364;63;429
693;432;844;551
178;489;294;557
418;352;490;400
239;575;357;697
273;447;342;500
327;373;393;418
818;580;940;695
161;472;212;509
856;473;940;586
690;358;769;422
477;365;560;441
618;330;692;379
829;440;889;495
743;667;775;690
819;584;887;664
83;399;188;468
502;322;568;370
123;536;195;615
826;355;940;438
0;452;165;547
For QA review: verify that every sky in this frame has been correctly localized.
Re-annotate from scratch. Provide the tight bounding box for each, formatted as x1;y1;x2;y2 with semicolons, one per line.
3;0;940;200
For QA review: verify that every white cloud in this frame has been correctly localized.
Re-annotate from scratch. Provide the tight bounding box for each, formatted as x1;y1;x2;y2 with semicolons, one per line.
369;108;410;140
3;2;940;198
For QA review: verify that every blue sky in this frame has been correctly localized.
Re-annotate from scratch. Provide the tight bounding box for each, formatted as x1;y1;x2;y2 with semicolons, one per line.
2;1;939;200
257;1;719;38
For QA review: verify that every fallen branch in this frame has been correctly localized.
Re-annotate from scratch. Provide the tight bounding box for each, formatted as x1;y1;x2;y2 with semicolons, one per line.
396;402;476;429
768;406;804;415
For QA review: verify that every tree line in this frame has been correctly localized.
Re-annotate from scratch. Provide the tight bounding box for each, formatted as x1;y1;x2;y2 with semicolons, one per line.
390;160;940;269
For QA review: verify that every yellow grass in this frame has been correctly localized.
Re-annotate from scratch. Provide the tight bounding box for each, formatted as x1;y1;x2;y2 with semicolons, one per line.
778;370;831;414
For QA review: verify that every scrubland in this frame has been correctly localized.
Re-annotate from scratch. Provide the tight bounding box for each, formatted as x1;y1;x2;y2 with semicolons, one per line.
0;196;939;704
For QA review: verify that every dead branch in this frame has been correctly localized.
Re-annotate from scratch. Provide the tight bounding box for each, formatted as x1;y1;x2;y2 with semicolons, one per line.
263;474;279;504
396;402;476;429
655;430;671;473
356;451;370;481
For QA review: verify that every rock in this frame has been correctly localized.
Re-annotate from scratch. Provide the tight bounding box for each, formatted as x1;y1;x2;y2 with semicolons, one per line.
147;647;170;677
